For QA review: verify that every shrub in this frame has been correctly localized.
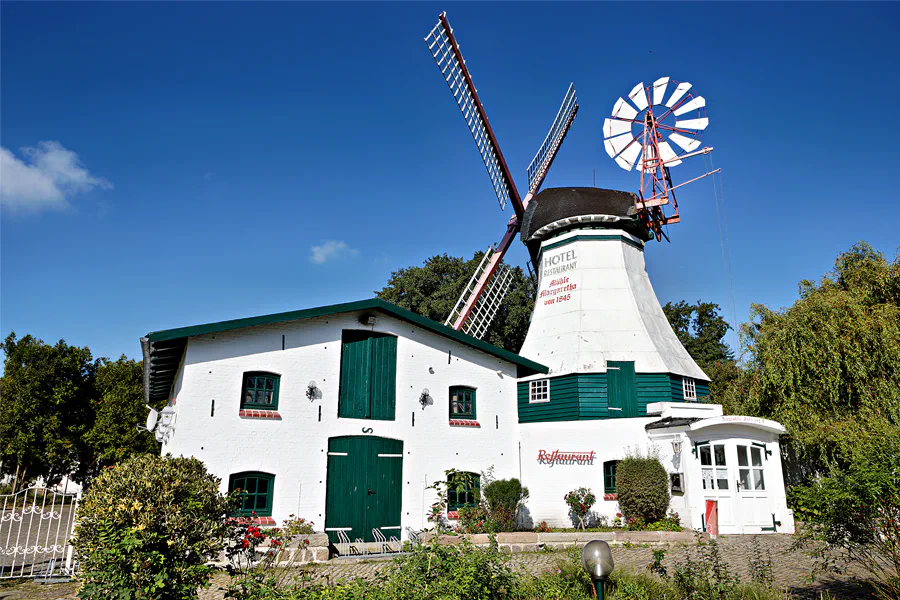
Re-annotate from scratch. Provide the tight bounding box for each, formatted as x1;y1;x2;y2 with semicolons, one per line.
646;511;683;532
281;514;315;535
534;520;552;533
482;478;528;531
616;455;670;523
455;504;490;534
564;487;597;530
73;454;231;600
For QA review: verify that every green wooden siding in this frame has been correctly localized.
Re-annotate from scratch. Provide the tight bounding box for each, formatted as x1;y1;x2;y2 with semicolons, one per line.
338;331;397;420
636;372;673;413
669;375;711;402
517;371;709;423
324;436;403;544
696;380;710;399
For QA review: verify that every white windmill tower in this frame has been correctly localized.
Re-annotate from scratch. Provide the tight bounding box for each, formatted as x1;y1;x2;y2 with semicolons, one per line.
516;78;720;401
424;12;579;339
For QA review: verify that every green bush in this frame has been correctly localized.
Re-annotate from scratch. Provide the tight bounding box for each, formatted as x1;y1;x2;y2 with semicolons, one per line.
615;455;670;523
482;478;528;531
73;454;231;600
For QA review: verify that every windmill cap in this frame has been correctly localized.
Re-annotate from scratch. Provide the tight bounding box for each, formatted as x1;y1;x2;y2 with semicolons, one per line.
520;187;646;245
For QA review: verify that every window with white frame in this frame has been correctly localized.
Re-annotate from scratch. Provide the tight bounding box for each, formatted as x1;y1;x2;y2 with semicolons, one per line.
682;377;697;401
529;379;549;403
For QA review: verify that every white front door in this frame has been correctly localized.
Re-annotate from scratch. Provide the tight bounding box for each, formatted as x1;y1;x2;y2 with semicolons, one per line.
697;440;775;533
735;444;771;531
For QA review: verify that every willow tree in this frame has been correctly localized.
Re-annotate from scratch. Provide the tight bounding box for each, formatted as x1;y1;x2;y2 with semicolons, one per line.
722;242;900;462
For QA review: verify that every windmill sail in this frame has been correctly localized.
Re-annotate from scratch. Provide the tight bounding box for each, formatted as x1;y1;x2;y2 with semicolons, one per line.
425;13;523;217
445;247;512;340
526;84;578;196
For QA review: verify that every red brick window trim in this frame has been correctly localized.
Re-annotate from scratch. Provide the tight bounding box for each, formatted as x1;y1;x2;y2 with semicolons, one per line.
449;419;480;427
239;409;282;420
227;516;276;526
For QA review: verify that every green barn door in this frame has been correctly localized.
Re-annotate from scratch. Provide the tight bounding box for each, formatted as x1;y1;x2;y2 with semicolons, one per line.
368;438;404;538
369;334;397;420
324;436;367;543
324;436;403;544
607;361;638;417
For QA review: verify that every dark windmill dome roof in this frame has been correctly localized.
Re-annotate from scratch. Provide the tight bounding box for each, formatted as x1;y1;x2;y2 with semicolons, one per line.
520;187;647;249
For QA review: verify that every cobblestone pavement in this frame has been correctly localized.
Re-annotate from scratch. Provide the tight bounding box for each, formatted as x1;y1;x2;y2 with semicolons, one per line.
0;535;876;599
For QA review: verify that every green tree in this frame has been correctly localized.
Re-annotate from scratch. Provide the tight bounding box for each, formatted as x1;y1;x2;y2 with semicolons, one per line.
83;356;157;473
0;333;95;491
73;454;231;599
662;300;737;399
376;251;535;352
722;242;900;461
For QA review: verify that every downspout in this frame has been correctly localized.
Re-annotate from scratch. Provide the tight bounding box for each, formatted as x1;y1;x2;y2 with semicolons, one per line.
140;336;152;406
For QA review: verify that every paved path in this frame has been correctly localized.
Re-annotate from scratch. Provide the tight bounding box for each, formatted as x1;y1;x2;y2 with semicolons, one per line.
0;535;876;599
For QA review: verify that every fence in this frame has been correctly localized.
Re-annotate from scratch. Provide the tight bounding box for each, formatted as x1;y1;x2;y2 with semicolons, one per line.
0;486;79;579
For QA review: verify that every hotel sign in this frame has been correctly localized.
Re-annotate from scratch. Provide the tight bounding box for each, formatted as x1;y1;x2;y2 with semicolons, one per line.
537;450;596;467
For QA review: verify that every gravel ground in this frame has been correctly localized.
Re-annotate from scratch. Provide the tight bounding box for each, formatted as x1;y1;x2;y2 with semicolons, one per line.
0;535;876;600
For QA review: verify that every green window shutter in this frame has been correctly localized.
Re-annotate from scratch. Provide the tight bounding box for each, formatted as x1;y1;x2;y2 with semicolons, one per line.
339;331;372;418
607;361;638;417
369;333;397;421
604;461;619;494
241;372;280;410
228;472;275;517
339;330;397;421
449;386;476;419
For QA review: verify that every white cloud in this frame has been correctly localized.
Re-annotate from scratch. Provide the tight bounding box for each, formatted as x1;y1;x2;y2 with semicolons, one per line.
0;141;113;214
309;240;358;264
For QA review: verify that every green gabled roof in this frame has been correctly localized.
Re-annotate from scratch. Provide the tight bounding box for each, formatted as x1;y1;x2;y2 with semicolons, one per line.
141;298;548;404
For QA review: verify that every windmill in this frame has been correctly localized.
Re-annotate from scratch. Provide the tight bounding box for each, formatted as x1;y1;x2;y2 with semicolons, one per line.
424;12;579;339
603;78;720;241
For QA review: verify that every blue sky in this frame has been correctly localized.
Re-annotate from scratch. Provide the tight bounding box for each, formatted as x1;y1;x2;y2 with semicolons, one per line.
2;2;898;363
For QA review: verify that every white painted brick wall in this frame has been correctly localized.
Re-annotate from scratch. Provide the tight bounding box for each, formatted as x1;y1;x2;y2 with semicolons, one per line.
161;310;520;532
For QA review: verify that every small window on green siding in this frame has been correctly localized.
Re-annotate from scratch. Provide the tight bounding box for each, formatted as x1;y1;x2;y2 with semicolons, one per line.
447;472;480;511
449;386;476;419
229;472;274;517
242;372;280;409
604;460;619;494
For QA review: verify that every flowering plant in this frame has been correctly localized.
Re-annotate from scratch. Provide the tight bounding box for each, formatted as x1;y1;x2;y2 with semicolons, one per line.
534;520;552;533
564;487;597;530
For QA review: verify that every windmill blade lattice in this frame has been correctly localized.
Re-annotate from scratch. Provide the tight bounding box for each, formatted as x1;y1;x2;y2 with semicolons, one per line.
526;84;578;196
603;77;708;172
425;13;522;215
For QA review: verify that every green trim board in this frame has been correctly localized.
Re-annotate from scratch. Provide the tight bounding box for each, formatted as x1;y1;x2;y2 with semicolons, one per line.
536;234;644;265
229;472;275;517
142;298;548;404
517;371;709;423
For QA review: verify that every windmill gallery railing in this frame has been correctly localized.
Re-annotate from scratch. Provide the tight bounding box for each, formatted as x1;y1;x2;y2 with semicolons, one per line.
0;486;80;579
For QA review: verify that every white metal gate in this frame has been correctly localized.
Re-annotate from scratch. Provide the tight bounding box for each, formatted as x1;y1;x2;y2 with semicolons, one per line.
0;486;79;579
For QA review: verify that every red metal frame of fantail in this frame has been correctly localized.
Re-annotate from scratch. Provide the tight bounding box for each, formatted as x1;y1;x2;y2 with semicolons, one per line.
606;79;719;241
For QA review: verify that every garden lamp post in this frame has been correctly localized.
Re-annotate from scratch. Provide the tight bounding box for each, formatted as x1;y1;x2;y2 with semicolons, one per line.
581;539;614;599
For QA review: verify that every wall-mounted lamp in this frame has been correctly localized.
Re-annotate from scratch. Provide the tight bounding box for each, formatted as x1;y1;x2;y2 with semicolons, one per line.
306;381;321;401
419;388;433;409
671;439;683;454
